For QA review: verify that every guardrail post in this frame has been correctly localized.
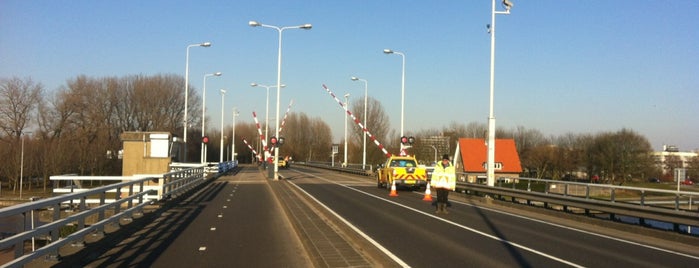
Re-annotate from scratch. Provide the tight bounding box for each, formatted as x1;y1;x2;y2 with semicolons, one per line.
48;202;62;261
115;187;122;215
94;191;107;237
72;197;87;247
585;185;590;199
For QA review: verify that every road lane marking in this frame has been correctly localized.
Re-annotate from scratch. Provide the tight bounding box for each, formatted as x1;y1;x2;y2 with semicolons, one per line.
295;170;583;268
289;174;411;267
297;169;699;261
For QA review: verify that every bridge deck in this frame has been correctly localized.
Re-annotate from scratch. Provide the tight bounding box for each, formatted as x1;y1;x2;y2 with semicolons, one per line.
24;164;385;267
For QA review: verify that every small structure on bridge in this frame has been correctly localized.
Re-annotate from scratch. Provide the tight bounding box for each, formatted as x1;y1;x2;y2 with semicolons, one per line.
120;132;183;176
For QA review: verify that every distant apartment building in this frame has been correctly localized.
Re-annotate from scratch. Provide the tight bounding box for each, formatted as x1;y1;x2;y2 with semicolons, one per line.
651;145;698;180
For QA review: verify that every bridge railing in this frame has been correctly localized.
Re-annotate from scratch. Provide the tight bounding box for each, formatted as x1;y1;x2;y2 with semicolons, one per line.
0;176;156;268
0;162;236;268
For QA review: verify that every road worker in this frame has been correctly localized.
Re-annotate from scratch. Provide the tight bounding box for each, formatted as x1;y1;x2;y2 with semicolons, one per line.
432;154;456;214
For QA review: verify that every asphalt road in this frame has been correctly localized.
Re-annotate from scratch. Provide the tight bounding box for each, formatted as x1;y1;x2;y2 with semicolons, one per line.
25;164;698;267
285;166;699;267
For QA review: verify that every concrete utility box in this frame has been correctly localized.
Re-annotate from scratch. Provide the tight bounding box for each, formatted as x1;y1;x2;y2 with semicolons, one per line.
120;132;182;176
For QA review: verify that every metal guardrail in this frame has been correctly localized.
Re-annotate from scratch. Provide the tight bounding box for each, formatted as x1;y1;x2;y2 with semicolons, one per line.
0;162;242;268
299;164;698;233
454;177;699;232
298;161;373;176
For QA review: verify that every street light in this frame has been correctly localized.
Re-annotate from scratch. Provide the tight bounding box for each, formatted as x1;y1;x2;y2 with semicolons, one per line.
383;48;406;155
19;131;32;199
201;72;222;164
183;41;211;162
219;89;226;162
343;93;350;168
351;76;368;170
430;145;438;164
250;20;312;180
250;82;286;155
486;0;512;187
231;107;239;161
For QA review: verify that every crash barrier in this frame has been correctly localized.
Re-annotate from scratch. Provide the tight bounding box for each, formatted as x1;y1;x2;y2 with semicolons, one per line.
0;163;232;267
454;177;699;234
296;162;372;176
299;164;698;234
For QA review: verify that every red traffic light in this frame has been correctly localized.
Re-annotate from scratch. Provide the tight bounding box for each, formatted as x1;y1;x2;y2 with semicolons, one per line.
400;136;415;145
202;136;210;144
270;136;278;146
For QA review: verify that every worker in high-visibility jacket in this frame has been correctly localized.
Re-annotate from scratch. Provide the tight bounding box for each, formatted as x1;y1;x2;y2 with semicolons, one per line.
432;154;456;214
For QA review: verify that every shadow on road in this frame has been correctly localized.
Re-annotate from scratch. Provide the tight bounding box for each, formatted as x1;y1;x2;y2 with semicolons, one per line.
47;175;229;267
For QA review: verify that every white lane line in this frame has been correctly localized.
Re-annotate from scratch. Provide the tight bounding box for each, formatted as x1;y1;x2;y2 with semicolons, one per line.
441;194;699;260
295;170;583;268
289;173;411;267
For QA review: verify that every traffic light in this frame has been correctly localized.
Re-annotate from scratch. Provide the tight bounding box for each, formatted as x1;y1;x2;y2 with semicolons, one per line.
202;136;210;144
269;136;285;147
400;136;415;145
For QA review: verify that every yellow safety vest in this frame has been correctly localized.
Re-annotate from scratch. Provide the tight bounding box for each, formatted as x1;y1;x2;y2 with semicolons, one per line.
432;162;456;190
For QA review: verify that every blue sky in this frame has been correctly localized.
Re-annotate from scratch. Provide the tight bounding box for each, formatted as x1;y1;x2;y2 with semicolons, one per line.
2;1;697;151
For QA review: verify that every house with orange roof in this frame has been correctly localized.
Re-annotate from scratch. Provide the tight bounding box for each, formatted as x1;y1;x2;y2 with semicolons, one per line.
456;138;522;184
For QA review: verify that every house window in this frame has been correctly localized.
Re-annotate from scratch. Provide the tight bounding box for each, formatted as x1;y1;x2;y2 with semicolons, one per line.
482;162;503;170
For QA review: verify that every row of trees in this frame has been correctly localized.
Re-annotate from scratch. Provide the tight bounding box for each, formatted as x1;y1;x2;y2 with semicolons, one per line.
2;75;697;194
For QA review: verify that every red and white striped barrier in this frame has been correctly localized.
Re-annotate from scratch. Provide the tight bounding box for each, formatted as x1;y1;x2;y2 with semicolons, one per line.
278;99;294;134
242;138;262;162
252;111;272;162
321;84;393;158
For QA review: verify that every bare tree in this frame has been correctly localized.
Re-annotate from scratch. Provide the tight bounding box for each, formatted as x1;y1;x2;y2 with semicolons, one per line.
0;77;43;190
0;76;43;138
350;97;390;165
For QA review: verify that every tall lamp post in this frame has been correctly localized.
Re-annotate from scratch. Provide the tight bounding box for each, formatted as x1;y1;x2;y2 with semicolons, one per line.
183;41;211;162
250;82;286;152
231;108;239;161
343;93;350;168
219;89;226;162
351;76;368;170
201;72;222;164
383;49;406;155
249;20;312;180
19;131;32;199
486;0;513;187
